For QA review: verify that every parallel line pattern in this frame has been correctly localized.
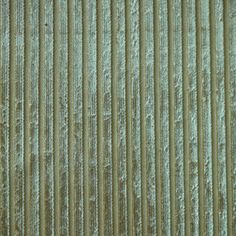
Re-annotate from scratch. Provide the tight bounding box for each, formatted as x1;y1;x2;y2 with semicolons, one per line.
0;1;235;235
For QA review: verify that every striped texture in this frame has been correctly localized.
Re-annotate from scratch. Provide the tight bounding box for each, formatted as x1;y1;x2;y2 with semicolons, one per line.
0;0;235;235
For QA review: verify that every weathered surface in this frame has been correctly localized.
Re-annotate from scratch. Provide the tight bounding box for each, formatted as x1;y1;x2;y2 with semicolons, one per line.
0;0;235;235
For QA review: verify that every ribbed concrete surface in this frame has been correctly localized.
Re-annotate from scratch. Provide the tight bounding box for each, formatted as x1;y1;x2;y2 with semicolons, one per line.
0;0;235;235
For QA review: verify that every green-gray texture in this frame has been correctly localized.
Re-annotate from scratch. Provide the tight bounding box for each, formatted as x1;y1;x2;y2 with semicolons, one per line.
0;0;236;235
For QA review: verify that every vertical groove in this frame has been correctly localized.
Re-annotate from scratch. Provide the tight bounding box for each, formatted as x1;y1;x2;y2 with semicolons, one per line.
153;1;162;234
125;0;133;235
82;0;89;234
186;0;199;234
24;0;30;234
68;0;74;235
139;0;147;235
9;1;16;232
96;0;104;235
209;0;219;234
223;0;233;234
39;0;45;234
167;0;176;234
111;1;119;235
196;0;205;234
182;0;190;235
9;1;16;233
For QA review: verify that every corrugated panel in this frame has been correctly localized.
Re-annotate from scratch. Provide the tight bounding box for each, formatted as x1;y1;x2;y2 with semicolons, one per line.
0;0;235;235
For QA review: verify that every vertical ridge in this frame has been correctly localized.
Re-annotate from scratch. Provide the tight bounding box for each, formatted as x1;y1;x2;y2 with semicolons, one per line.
173;0;185;234
125;0;133;235
145;0;157;233
111;1;119;235
72;0;84;234
102;0;113;234
139;0;148;234
60;0;70;233
9;1;16;231
53;0;60;233
116;1;127;234
196;0;205;234
200;0;214;234
96;0;104;235
159;0;171;234
182;0;190;234
44;0;55;234
153;0;162;234
82;0;89;234
130;0;142;234
167;0;176;234
87;0;98;234
209;0;219;234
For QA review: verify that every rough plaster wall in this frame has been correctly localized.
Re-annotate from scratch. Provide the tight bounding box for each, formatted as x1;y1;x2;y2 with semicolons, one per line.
0;0;235;235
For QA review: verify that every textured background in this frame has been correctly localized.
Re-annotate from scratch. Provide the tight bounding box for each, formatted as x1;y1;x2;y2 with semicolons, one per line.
0;0;236;235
